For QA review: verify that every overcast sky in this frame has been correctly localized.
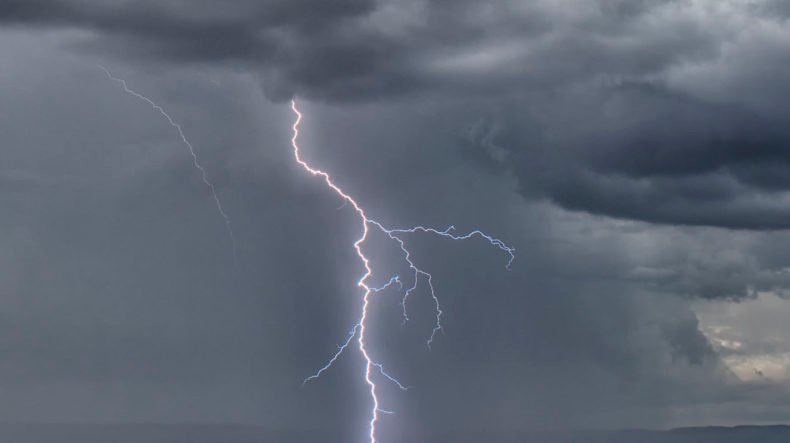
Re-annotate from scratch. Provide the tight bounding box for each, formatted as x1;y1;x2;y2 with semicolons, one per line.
2;0;790;441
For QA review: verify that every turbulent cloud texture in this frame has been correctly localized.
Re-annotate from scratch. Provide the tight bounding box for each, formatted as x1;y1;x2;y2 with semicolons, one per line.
4;0;790;228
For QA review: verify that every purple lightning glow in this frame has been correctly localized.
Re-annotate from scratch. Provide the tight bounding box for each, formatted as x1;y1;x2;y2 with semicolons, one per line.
291;100;515;442
100;66;237;260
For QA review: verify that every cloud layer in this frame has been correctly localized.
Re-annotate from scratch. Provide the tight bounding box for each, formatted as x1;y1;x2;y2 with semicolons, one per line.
5;0;790;228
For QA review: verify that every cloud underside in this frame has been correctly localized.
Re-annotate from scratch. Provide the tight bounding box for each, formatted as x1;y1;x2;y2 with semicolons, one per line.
4;0;789;230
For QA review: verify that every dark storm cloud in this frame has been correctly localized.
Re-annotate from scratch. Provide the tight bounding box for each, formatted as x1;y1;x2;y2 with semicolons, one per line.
0;0;412;100
500;82;790;230
0;0;374;30
4;0;790;229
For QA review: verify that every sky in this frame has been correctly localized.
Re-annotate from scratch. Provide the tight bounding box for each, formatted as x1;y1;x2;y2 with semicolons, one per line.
2;0;790;440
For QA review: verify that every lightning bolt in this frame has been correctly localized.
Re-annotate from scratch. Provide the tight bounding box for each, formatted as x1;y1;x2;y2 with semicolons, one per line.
291;100;515;442
100;66;237;261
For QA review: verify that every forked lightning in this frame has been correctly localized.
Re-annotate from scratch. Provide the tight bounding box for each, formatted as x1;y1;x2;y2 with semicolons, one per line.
291;100;514;442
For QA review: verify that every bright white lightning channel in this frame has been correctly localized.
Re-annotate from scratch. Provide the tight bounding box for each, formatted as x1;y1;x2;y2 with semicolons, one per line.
291;100;515;443
100;66;237;261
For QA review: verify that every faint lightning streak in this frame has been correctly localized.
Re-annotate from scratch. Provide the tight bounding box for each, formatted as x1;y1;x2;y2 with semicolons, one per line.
370;220;514;346
373;363;409;391
303;324;359;386
371;275;402;293
303;323;408;392
381;224;516;270
291;100;514;443
100;66;237;261
302;276;402;387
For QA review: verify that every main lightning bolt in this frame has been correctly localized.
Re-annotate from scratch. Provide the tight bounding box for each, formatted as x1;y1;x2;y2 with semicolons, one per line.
291;100;515;442
100;66;237;261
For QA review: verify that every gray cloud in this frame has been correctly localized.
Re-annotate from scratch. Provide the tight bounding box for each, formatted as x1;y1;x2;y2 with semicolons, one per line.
0;0;756;229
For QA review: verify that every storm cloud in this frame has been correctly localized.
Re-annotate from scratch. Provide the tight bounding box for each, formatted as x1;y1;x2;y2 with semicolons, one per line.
4;0;790;229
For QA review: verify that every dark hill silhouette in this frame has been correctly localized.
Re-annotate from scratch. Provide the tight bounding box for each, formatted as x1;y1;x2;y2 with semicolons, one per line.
0;423;788;442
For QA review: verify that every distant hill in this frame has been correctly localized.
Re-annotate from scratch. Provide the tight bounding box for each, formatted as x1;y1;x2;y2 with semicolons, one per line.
0;423;788;442
428;426;790;443
0;424;324;443
596;426;790;443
